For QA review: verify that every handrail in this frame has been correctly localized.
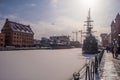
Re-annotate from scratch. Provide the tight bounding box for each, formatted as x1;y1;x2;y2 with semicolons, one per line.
71;49;104;80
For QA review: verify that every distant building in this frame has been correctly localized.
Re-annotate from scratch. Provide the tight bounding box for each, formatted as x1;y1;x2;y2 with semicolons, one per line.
108;33;112;47
1;19;34;47
41;37;50;47
111;13;120;46
50;36;70;45
70;41;81;48
33;39;41;47
0;33;5;47
100;33;109;47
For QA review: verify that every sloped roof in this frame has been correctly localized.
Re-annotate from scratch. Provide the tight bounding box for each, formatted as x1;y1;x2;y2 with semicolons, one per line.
115;13;120;20
111;21;115;26
6;19;34;34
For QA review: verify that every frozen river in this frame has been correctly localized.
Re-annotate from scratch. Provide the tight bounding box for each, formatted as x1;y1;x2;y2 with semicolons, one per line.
0;48;92;80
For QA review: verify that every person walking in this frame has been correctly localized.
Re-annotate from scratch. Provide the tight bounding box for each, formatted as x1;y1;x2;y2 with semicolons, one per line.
116;46;120;58
111;46;114;58
106;46;110;53
114;46;118;58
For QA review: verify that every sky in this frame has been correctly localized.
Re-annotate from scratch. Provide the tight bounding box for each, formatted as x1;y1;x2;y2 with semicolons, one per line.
0;0;120;40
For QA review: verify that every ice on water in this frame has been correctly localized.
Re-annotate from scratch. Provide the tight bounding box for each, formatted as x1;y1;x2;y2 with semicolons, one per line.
0;48;92;80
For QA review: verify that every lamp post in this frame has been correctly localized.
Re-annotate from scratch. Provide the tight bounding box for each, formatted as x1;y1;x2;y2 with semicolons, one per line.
118;34;120;36
72;32;75;41
72;31;78;41
79;30;83;44
118;34;120;47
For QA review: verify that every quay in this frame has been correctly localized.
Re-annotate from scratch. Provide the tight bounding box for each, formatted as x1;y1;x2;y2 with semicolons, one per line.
72;50;120;80
101;51;120;80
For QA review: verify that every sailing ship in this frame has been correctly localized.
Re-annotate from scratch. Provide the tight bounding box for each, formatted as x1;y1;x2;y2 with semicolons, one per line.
82;9;98;54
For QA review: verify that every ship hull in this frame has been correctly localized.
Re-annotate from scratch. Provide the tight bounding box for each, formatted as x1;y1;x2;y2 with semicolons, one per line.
82;35;98;54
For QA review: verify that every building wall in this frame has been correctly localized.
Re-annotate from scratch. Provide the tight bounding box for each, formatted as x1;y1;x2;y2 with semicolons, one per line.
108;33;112;46
0;33;5;47
8;31;33;47
100;33;109;47
12;32;22;46
21;33;33;47
1;22;12;46
111;13;120;47
111;21;116;43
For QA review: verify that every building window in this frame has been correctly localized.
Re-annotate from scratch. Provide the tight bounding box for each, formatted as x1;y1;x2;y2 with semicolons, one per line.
0;44;3;46
0;39;3;41
14;33;16;35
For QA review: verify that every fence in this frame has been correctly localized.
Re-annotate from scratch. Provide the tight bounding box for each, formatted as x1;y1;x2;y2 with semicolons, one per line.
71;49;104;80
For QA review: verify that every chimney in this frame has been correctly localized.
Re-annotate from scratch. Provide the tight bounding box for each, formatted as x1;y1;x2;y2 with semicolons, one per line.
6;18;8;22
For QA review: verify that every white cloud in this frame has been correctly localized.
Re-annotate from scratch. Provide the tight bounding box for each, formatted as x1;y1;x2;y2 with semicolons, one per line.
51;0;58;8
4;15;18;20
25;3;37;7
0;14;110;40
0;14;18;20
20;16;85;40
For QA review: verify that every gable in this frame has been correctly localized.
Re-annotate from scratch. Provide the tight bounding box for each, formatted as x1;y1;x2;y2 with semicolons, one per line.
1;21;12;32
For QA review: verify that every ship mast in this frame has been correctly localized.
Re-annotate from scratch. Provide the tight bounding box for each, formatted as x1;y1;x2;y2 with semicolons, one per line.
84;8;94;35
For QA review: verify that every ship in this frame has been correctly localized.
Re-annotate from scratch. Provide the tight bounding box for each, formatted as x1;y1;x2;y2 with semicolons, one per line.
82;9;98;54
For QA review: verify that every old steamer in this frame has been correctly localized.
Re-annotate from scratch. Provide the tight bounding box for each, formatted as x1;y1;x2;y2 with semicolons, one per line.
82;9;98;54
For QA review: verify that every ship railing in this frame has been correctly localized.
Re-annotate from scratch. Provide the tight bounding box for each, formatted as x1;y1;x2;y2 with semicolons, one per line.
70;49;104;80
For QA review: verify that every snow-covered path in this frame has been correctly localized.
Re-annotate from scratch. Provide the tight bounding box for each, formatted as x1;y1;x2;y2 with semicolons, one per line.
101;52;120;80
0;48;88;80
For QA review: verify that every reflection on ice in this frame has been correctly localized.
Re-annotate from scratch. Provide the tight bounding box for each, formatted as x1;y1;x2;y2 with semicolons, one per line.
82;53;95;58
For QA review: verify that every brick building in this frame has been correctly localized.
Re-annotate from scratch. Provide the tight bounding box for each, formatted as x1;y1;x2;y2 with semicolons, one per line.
111;13;120;46
0;33;5;47
100;33;109;47
1;19;34;47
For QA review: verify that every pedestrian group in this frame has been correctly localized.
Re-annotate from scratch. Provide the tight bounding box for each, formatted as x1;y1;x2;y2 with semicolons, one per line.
106;46;120;58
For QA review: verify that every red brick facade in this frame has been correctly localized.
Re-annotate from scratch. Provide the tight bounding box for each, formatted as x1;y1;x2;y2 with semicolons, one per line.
111;13;120;46
1;19;34;47
0;33;5;47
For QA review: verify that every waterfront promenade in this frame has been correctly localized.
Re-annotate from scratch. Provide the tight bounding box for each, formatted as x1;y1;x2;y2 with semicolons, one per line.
101;51;120;80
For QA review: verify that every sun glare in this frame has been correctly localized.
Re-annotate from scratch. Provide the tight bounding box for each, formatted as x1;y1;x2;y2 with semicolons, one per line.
81;0;98;8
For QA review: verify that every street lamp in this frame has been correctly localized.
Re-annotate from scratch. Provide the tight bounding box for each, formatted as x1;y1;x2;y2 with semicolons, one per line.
118;34;120;46
79;30;83;44
118;34;120;36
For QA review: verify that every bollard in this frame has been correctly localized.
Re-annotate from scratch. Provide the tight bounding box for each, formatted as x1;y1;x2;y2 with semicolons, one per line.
85;65;90;80
73;72;80;80
95;55;98;74
91;61;95;80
